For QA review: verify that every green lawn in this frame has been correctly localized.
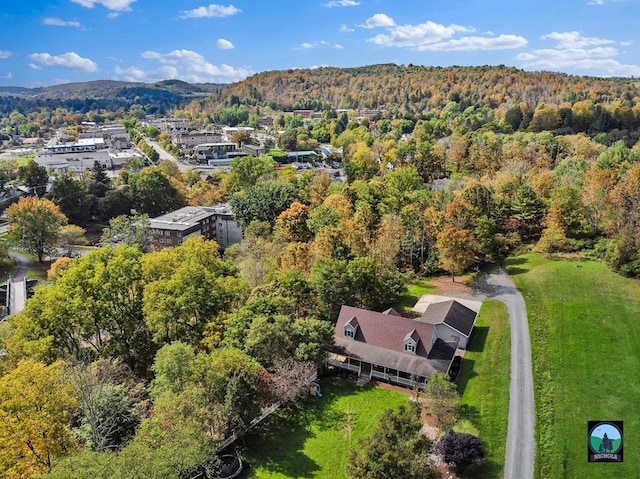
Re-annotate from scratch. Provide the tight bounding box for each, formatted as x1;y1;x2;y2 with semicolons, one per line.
394;276;435;312
507;253;640;478
242;379;410;479
457;299;510;479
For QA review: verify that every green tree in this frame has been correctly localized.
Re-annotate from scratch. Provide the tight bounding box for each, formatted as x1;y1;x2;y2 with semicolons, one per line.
101;213;152;252
424;372;460;429
98;189;133;221
129;167;185;217
230;180;297;229
142;236;247;345
8;246;156;376
346;404;436;479
17;159;48;196
47;173;92;225
67;360;141;452
7;196;67;262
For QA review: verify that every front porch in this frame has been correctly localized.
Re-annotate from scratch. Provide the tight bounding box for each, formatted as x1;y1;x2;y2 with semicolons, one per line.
327;353;427;390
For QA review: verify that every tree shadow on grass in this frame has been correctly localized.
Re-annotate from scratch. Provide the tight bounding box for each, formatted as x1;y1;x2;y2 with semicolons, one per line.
241;379;353;478
504;266;528;276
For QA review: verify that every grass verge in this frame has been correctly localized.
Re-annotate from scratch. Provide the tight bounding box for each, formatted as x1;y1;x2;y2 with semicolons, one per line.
457;299;510;479
507;253;640;478
242;379;409;479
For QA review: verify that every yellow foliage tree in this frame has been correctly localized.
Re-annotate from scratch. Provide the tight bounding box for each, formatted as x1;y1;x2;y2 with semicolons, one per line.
0;360;78;478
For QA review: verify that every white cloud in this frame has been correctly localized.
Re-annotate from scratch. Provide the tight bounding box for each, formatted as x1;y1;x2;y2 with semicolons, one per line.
42;17;84;28
518;31;640;76
28;52;98;72
0;51;12;59
0;72;12;80
542;31;615;49
324;0;360;7
120;49;251;83
107;12;120;19
416;34;527;52
70;0;136;11
294;41;329;50
179;4;241;19
28;63;42;70
335;44;344;49
216;38;234;49
339;24;355;33
364;18;526;52
368;20;471;47
361;13;395;29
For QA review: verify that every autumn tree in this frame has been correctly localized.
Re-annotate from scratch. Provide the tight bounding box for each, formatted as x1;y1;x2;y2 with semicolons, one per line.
276;201;312;242
0;360;78;478
436;227;476;282
7;196;67;262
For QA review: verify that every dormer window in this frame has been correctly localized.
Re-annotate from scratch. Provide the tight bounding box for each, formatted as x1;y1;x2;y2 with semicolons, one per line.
344;316;359;339
404;329;420;354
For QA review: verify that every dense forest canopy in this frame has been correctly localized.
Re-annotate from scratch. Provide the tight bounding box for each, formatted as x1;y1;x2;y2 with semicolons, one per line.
188;64;640;118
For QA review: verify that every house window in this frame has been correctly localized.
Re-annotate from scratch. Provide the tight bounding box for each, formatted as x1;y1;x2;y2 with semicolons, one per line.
345;328;355;338
404;342;416;353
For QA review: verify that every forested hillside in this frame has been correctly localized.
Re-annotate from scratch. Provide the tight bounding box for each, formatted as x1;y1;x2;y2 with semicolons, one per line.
189;64;639;136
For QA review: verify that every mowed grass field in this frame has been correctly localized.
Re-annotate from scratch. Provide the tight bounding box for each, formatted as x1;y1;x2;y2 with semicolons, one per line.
242;379;410;479
457;299;510;479
507;253;640;478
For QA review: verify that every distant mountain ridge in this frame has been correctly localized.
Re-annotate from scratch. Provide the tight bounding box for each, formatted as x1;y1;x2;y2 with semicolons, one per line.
0;79;223;100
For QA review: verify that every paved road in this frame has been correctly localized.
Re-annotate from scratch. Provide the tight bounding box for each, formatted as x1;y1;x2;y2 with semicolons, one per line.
143;137;192;171
8;251;31;281
477;270;535;479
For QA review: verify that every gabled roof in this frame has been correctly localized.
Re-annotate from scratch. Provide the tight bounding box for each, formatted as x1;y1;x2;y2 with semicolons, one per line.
334;305;433;356
345;316;359;328
404;329;420;344
382;307;402;316
419;300;477;337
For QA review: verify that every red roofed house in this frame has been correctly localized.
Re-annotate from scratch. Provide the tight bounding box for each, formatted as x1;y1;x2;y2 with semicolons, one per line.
327;297;480;390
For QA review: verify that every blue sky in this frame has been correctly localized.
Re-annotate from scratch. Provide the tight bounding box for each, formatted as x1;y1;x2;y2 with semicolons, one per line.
0;0;639;87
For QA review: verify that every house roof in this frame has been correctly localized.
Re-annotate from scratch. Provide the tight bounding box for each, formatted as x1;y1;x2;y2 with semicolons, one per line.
330;337;456;378
335;305;434;356
419;300;477;337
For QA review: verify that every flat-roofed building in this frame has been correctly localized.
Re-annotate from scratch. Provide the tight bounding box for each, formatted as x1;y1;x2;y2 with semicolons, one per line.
149;204;242;250
35;150;112;173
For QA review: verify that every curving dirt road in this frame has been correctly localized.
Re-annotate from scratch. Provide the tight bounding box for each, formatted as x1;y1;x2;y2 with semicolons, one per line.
477;270;535;479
